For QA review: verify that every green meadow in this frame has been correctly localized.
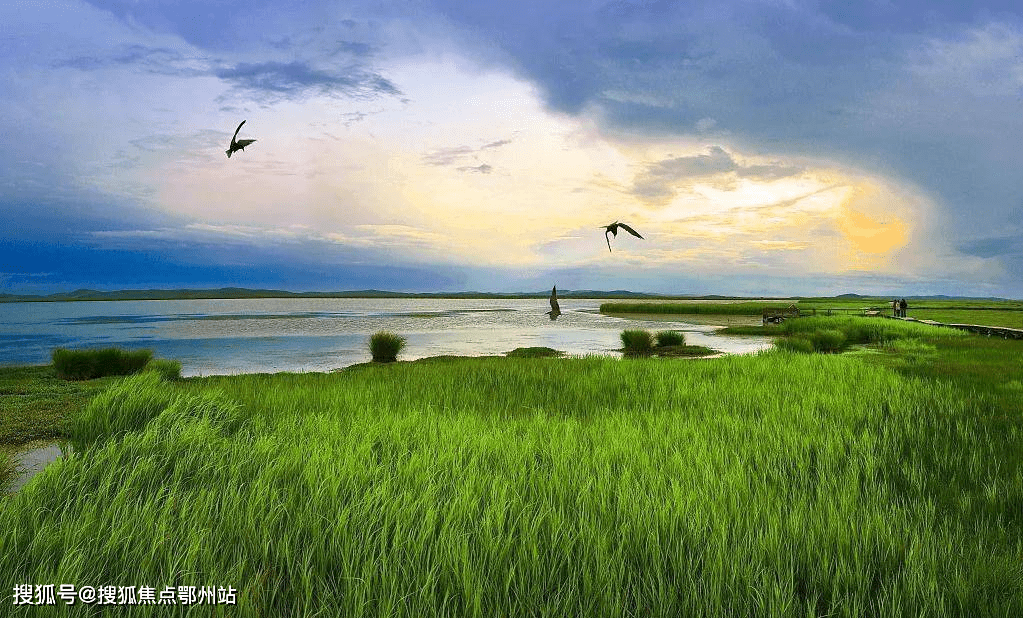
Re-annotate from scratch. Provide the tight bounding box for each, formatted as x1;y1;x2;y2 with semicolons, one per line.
1;318;1022;616
602;297;1023;329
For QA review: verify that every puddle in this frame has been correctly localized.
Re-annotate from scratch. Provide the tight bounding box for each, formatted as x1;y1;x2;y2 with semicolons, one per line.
5;441;66;494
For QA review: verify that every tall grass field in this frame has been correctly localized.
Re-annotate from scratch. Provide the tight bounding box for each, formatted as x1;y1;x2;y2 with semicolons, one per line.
2;325;1021;616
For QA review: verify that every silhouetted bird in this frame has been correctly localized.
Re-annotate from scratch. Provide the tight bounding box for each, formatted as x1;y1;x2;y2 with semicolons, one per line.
225;120;257;158
601;221;644;252
546;286;561;320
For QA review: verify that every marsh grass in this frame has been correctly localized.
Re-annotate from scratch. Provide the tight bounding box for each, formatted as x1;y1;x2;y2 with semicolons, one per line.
654;330;685;347
145;358;182;381
505;347;563;358
775;335;815;353
369;331;407;363
725;317;969;357
620;329;654;353
2;352;1021;616
602;301;790;315
52;347;153;380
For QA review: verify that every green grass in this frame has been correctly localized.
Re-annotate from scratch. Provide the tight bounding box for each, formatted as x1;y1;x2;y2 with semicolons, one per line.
52;347;153;380
723;316;969;351
651;344;718;357
369;331;407;363
505;347;564;358
604;298;1023;329
903;309;1023;329
776;336;815;353
0;451;13;495
0;365;115;446
145;358;182;381
1;348;1021;616
654;330;686;347
67;370;179;451
602;301;794;315
620;329;654;353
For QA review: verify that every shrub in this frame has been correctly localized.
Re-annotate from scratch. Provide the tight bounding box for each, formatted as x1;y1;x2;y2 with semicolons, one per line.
370;331;407;363
655;330;686;347
620;329;654;354
69;371;175;448
810;329;847;353
776;336;815;353
52;348;153;380
146;359;182;381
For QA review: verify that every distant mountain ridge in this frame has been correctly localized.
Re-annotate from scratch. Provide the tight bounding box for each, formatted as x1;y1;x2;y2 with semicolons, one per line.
0;288;1013;303
0;287;687;302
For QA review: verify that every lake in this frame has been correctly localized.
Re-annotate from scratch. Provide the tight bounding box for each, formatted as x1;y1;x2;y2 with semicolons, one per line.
0;298;774;376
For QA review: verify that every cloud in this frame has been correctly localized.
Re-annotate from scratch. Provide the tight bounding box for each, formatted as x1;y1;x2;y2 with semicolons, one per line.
428;1;1023;244
959;235;1023;259
214;61;401;102
457;163;493;174
55;44;209;77
631;146;804;204
422;137;513;168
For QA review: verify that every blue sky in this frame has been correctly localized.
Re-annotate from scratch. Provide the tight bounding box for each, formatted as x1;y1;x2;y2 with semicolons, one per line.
2;0;1021;296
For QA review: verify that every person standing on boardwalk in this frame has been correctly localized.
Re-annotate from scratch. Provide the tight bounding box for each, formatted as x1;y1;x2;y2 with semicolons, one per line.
900;298;908;318
892;299;898;317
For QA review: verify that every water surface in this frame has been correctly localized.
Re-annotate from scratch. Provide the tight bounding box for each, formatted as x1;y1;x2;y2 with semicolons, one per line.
0;298;773;376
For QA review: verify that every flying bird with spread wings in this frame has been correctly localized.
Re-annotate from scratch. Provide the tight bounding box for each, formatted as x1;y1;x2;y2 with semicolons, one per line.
601;221;644;252
225;120;257;158
546;285;562;320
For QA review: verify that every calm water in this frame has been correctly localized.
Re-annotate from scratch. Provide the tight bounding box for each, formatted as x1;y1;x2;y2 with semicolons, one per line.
0;298;774;377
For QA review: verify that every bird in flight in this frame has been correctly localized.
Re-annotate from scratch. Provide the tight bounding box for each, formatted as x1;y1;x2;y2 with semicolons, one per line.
225;120;257;158
601;221;644;252
546;285;562;320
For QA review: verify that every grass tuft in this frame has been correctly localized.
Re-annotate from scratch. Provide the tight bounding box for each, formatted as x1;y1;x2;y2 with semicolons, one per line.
369;331;407;363
654;330;686;347
52;347;153;380
620;329;654;354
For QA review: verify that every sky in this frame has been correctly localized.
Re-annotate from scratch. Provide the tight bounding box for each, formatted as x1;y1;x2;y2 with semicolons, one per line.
2;0;1022;297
